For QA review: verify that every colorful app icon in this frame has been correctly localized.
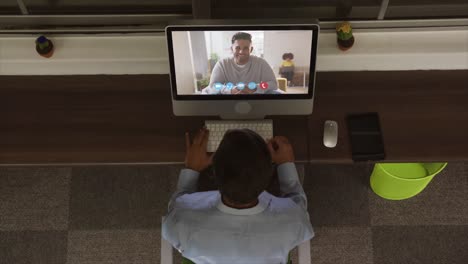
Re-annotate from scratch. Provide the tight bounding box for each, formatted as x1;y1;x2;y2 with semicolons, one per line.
214;82;223;90
237;82;245;90
248;82;257;90
226;82;234;90
260;81;269;90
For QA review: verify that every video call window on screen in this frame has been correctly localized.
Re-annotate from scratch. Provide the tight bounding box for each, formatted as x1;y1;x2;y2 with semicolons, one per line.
171;30;313;96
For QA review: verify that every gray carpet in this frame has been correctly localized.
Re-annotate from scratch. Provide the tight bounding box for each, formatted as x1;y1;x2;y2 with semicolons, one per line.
0;162;467;264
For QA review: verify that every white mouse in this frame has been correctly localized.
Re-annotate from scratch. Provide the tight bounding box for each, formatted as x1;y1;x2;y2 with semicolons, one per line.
323;120;338;148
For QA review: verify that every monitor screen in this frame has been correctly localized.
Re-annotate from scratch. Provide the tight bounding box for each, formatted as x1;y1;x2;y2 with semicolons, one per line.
166;25;319;100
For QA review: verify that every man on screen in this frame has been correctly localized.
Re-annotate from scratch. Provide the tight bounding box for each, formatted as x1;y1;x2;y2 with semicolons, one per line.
203;32;280;95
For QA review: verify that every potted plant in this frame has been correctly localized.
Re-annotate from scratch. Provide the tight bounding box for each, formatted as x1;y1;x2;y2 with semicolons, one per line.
336;22;355;51
35;35;54;58
197;76;210;91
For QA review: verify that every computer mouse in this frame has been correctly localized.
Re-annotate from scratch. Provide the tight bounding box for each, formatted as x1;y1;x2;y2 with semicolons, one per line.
323;120;338;148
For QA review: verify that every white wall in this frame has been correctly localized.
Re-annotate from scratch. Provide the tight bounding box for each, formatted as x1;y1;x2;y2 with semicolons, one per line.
204;31;228;60
206;31;264;60
263;31;313;74
0;35;169;75
316;30;468;71
0;29;467;75
172;31;197;94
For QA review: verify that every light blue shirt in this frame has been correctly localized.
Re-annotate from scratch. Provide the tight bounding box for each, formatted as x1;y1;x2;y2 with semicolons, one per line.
162;162;314;264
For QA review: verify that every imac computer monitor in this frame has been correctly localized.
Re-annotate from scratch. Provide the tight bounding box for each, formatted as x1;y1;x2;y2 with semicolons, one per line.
166;21;319;119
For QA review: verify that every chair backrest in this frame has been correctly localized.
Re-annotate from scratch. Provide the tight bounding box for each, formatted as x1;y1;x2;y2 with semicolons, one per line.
161;217;174;264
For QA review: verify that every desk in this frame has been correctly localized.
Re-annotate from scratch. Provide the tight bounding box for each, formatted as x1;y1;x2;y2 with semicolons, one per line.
0;71;467;165
0;75;308;164
308;71;468;163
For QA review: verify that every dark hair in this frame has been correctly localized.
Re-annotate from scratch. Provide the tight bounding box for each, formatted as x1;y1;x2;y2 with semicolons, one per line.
213;129;273;204
231;32;252;44
282;53;294;60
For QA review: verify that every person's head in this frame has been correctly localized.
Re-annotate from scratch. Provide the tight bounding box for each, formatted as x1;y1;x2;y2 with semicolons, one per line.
231;32;253;65
282;53;294;61
213;129;273;205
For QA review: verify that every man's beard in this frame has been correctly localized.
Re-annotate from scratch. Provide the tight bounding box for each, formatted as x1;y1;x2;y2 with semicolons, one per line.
236;55;249;64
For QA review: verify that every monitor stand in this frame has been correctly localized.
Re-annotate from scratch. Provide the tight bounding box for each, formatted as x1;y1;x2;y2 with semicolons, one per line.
219;101;266;120
235;102;252;114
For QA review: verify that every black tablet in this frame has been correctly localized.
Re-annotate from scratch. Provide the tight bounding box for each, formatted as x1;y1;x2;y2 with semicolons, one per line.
347;112;385;161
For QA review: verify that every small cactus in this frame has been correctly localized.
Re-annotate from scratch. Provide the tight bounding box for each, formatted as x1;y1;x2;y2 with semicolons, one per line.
336;22;355;51
337;22;353;40
35;35;54;58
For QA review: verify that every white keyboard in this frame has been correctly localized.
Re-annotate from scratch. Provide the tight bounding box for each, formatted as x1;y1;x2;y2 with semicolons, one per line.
205;119;273;152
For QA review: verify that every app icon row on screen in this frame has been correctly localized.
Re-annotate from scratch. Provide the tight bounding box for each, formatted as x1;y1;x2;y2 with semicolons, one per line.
214;82;269;91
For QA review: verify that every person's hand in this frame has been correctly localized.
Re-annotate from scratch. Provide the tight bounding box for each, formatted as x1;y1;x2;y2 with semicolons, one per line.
267;136;295;165
185;127;213;172
231;87;256;94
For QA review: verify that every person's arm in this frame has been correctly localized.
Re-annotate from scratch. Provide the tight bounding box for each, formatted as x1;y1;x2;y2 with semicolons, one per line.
277;162;308;211
163;128;212;254
167;127;213;211
167;169;200;211
163;177;192;253
257;59;278;94
267;136;308;211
